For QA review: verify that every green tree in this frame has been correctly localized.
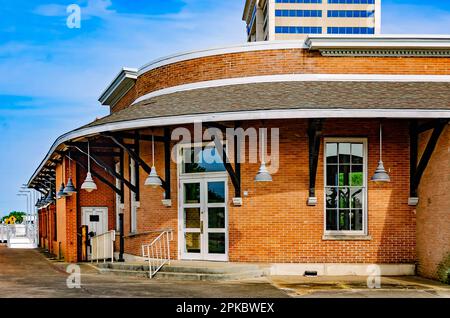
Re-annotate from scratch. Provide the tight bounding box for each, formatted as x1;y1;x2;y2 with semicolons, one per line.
1;211;27;224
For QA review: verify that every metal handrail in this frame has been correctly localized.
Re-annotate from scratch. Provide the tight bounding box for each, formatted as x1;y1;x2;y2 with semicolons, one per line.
91;230;116;263
0;225;8;243
25;222;37;245
141;230;173;279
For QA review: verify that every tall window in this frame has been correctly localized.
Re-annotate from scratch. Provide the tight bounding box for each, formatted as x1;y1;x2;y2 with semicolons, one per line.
324;139;367;235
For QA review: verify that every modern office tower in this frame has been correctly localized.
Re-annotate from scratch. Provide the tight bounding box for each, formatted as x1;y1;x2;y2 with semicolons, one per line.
243;0;381;41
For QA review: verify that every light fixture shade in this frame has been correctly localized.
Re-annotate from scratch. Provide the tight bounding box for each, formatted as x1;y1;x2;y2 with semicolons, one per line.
371;161;391;182
44;190;54;205
81;172;97;192
57;183;67;199
255;163;272;182
145;166;162;188
63;177;77;195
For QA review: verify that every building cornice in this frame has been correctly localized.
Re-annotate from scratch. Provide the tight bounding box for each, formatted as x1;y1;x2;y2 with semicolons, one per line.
319;49;450;57
306;35;450;57
98;67;138;107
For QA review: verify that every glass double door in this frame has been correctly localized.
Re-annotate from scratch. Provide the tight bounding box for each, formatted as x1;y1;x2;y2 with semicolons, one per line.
180;177;228;261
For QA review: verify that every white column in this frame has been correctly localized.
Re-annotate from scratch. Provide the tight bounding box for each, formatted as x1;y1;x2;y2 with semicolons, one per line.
255;3;265;41
267;0;276;41
375;0;382;34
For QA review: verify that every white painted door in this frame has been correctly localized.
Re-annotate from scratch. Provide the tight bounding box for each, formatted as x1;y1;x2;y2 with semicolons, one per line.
180;178;228;261
82;207;108;237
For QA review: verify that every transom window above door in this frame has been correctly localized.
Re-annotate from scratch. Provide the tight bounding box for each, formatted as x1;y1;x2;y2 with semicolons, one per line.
324;139;367;235
181;145;226;174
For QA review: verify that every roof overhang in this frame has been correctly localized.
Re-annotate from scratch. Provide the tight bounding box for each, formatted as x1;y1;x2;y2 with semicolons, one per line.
27;107;450;188
98;67;138;107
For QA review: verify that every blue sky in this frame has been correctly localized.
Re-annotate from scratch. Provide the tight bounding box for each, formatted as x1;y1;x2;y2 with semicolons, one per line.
0;0;449;216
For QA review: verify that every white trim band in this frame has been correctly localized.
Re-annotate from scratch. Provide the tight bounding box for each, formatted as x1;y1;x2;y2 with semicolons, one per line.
138;40;309;75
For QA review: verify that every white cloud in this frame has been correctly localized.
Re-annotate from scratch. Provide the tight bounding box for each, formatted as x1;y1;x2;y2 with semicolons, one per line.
1;0;246;106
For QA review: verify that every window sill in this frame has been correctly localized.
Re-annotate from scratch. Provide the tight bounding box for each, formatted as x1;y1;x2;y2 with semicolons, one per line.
322;235;372;241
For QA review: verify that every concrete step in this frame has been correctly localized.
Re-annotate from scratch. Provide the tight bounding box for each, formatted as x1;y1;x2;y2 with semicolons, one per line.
96;262;266;281
8;237;36;249
9;237;33;244
154;270;265;281
8;243;37;249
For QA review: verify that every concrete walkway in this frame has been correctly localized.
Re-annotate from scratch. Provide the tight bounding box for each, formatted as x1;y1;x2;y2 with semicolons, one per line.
0;247;286;298
269;275;450;298
0;246;449;298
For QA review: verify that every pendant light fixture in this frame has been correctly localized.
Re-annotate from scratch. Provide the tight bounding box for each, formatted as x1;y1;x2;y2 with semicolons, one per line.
371;123;391;182
81;140;98;192
63;153;77;195
57;183;66;199
145;133;162;188
44;182;54;206
255;127;272;182
35;197;42;208
57;156;68;199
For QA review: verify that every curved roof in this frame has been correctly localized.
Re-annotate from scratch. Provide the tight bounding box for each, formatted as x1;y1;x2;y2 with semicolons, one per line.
94;81;450;128
29;37;450;187
28;79;450;186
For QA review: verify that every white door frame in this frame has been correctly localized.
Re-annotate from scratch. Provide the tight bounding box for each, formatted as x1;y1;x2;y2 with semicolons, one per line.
81;207;108;236
177;142;229;262
178;177;229;262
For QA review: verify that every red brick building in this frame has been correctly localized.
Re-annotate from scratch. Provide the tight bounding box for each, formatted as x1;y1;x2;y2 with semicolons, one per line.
30;37;450;281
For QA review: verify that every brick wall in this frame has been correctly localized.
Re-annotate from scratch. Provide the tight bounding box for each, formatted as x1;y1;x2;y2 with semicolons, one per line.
112;49;450;113
50;154;117;262
77;159;117;233
118;119;416;264
416;125;450;281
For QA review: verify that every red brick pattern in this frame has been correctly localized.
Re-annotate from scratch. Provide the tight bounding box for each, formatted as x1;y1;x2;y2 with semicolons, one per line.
117;120;416;263
43;47;449;269
416;126;450;280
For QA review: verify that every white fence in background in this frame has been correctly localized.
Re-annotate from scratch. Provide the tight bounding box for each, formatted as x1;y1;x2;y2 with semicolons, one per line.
142;230;173;279
0;223;37;248
0;225;10;242
91;230;116;263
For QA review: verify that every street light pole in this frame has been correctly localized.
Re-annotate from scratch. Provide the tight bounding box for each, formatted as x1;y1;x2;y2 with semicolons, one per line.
16;194;29;221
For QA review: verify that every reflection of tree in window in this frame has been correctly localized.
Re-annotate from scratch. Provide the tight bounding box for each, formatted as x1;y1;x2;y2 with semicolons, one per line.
325;142;365;232
208;182;225;203
183;146;226;173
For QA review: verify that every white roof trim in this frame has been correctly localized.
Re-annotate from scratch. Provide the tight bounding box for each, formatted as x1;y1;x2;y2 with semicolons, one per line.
28;108;450;186
138;36;450;76
132;74;450;106
98;68;138;106
138;40;309;76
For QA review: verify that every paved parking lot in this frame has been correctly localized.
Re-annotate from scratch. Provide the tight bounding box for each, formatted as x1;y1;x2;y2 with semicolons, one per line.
0;247;449;298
